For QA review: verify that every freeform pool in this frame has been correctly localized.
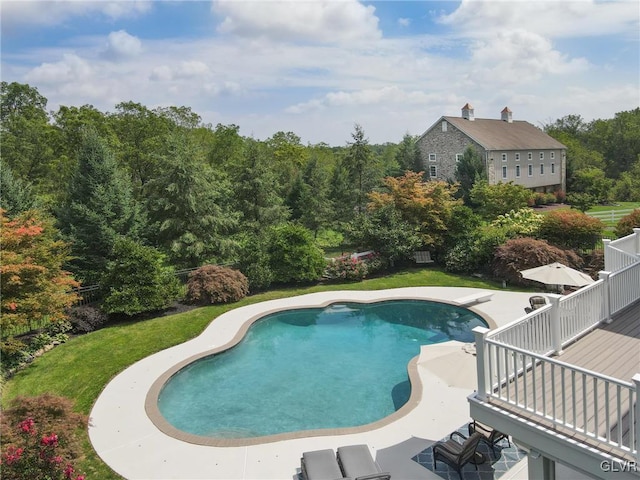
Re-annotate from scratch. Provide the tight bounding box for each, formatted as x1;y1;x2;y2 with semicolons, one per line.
155;300;487;441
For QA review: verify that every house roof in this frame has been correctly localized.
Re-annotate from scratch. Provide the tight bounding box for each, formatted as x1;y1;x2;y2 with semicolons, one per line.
442;116;566;151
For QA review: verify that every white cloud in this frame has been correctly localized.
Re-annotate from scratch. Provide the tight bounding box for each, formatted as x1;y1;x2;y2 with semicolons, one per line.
1;1;152;29
287;86;441;113
25;53;92;84
439;0;638;39
398;18;410;28
213;0;381;43
104;30;143;59
468;30;589;83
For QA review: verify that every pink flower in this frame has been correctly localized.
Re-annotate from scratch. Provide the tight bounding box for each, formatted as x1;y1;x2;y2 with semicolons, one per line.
75;476;86;480
52;455;63;464
64;464;75;479
19;418;35;434
1;446;24;465
41;433;59;447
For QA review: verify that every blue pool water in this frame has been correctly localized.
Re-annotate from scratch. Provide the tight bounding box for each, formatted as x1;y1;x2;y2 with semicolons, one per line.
157;300;487;439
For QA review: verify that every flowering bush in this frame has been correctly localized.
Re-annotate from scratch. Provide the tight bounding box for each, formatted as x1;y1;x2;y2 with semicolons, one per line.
491;208;544;237
615;209;640;237
325;256;368;281
1;395;86;480
1;418;85;480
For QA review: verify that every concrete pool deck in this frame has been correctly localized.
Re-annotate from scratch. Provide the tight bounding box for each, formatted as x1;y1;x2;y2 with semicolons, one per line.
89;287;535;479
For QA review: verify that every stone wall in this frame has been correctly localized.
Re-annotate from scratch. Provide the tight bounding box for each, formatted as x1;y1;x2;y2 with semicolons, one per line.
415;119;484;182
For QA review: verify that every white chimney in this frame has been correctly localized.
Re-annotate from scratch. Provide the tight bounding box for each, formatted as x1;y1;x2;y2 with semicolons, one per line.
501;107;513;123
462;103;474;121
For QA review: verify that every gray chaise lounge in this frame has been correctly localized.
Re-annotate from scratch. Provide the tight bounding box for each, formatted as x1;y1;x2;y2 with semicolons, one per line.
301;449;351;480
337;444;391;480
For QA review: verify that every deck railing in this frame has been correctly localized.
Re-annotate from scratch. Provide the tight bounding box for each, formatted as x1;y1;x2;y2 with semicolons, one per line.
604;228;640;272
475;332;640;460
474;229;640;461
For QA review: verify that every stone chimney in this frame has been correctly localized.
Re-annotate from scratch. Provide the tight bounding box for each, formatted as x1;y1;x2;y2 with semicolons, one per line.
501;107;513;123
462;103;474;121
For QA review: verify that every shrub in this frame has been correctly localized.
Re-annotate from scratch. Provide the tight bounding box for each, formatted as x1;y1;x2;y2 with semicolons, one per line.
567;192;596;213
615;209;640;237
186;265;249;305
533;192;547;206
539;209;604;250
265;223;326;284
236;234;274;292
325;257;368;281
0;337;29;373
469;180;533;219
493;238;583;286
1;394;87;480
545;193;557;204
444;226;508;274
491;208;544;237
100;237;183;316
66;305;109;333
554;190;567;203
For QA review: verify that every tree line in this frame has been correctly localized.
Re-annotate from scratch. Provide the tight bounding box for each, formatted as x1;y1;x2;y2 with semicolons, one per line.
1;80;638;330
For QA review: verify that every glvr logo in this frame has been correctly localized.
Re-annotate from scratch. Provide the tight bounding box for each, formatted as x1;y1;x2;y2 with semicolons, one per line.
600;460;638;472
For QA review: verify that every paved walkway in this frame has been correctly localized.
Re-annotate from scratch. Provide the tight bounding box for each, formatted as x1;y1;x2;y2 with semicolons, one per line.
89;287;536;480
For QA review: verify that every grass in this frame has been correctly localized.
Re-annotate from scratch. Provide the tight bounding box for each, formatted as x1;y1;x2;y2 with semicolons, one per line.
2;267;508;479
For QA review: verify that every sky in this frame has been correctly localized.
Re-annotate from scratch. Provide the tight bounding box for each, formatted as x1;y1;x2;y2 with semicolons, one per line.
1;0;639;146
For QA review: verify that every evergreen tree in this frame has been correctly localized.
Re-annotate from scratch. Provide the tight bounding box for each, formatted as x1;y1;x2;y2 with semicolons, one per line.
454;146;487;205
0;162;39;216
344;124;376;213
144;132;239;268
329;158;356;227
232;139;289;232
57;128;142;283
395;133;421;174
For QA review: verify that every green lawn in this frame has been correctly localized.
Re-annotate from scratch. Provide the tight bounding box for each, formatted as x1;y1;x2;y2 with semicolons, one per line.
1;267;508;479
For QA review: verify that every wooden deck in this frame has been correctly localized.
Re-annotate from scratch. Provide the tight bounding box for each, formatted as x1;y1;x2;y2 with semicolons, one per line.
487;300;640;461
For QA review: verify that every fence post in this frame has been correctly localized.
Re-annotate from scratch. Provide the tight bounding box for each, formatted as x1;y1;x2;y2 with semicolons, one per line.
634;228;640;256
602;238;612;272
550;296;562;355
473;326;490;401
633;373;640;463
599;271;612;323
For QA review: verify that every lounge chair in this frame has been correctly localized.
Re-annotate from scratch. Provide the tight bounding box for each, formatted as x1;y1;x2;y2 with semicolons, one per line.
468;420;511;455
529;296;547;310
432;431;484;478
337;445;391;480
301;449;349;480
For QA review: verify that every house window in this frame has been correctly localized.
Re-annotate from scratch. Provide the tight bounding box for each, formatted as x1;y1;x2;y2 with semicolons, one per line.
528;164;533;176
502;166;507;179
501;153;507;162
455;153;463;162
429;153;436;162
540;152;545;160
515;165;521;177
528;152;532;160
515;153;520;161
540;163;545;175
550;151;555;160
441;121;448;132
551;163;555;174
429;165;437;177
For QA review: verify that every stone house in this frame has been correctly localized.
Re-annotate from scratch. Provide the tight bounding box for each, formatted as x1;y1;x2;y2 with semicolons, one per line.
416;104;567;192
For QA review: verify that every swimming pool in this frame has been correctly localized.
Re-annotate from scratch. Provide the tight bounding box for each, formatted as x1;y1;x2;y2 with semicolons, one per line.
154;300;487;441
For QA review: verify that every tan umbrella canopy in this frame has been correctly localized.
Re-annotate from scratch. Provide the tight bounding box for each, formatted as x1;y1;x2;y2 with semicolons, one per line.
520;262;594;287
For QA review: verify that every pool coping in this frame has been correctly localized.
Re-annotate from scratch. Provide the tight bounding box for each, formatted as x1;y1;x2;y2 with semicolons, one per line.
89;287;532;480
145;296;496;447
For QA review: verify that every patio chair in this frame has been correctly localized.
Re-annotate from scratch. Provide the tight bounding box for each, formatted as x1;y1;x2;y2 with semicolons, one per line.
529;296;547;310
468;420;511;456
337;444;391;480
432;431;484;478
301;448;350;480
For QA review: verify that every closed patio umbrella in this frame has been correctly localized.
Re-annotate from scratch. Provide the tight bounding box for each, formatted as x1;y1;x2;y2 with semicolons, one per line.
520;262;594;288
